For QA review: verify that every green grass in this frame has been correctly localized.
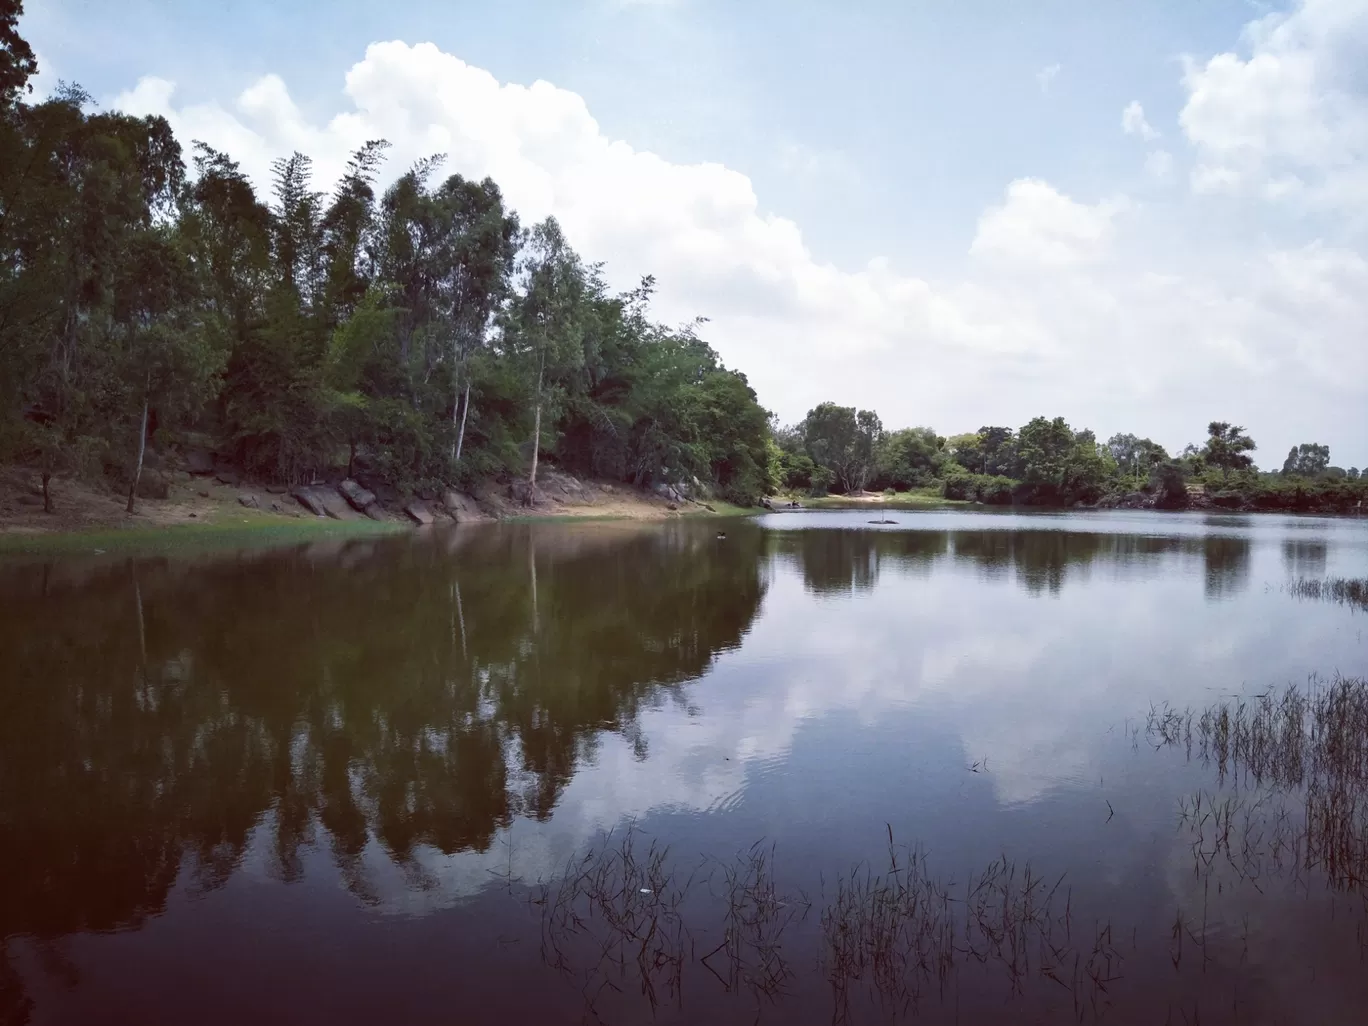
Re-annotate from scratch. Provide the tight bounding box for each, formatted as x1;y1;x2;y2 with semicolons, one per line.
796;491;965;510
499;500;762;523
0;514;409;558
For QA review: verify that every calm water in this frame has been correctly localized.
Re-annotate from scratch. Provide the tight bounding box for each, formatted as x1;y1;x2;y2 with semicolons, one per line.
2;510;1367;1025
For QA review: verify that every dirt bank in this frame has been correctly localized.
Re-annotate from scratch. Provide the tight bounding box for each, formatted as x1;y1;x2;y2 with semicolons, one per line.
0;464;738;540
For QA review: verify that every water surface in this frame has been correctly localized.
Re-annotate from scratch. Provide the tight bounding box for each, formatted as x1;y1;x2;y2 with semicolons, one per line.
2;510;1366;1024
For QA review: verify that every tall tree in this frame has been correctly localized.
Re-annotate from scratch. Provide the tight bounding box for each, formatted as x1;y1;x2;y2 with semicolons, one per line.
1281;442;1330;477
508;217;589;497
1203;421;1256;477
801;402;883;493
429;174;519;463
115;228;223;512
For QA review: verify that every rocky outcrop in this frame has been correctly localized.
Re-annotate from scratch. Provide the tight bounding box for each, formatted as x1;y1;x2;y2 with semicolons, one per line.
405;502;435;526
338;478;377;513
509;479;546;507
184;449;215;475
442;489;486;522
292;488;327;517
293;487;357;520
237;493;259;509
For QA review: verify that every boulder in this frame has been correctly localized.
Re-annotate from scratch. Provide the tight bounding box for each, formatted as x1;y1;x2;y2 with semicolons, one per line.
405;502;435;526
292;488;328;518
338;478;377;512
509;479;546;506
365;505;387;521
214;468;239;486
442;489;481;522
265;483;288;495
317;489;359;520
238;493;259;509
184;449;215;475
136;472;170;499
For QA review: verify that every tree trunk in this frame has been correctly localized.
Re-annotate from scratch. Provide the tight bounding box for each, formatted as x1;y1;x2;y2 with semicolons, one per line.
41;471;52;514
126;395;149;515
455;377;471;464
527;353;544;503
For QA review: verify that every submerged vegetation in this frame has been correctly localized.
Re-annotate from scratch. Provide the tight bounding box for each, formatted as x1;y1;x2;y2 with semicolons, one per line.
1285;576;1368;612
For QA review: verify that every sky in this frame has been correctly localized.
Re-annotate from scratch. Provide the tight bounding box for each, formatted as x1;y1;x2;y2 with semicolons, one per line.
20;0;1368;468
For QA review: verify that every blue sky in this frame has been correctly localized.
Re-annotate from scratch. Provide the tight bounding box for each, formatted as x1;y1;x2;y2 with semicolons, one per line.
21;0;1368;466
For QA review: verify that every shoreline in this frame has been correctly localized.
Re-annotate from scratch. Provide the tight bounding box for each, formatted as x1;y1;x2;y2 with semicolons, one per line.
0;465;759;557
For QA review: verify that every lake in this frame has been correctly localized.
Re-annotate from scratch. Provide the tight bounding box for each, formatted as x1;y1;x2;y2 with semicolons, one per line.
2;509;1367;1025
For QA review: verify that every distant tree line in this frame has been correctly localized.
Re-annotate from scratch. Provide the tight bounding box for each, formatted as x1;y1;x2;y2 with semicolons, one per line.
773;406;1364;510
0;3;772;510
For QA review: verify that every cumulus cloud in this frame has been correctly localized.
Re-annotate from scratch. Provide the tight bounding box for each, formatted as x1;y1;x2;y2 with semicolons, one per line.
1179;0;1368;210
1122;100;1160;141
111;35;1368;464
970;179;1123;267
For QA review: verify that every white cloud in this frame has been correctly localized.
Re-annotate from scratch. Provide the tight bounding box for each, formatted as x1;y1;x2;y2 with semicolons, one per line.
970;178;1123;267
110;37;1368;464
1178;0;1368;209
1036;62;1062;93
1145;149;1175;179
1122;100;1160;141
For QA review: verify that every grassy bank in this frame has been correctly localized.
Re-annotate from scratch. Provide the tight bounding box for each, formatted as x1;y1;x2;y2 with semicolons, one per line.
0;513;408;558
790;490;965;511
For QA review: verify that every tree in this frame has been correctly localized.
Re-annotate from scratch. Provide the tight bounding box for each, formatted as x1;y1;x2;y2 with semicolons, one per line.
801;402;883;493
0;0;37;106
1202;421;1256;477
115;229;223;513
507;218;589;498
874;426;944;489
1107;433;1169;477
1281;443;1330;477
429;174;519;464
1015;416;1075;486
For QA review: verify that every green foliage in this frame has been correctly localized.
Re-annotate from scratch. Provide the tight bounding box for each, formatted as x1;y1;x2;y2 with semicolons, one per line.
1106;433;1168;476
873;426;945;489
0;13;774;508
943;472;1014;504
0;0;37;106
1282;442;1331;477
1150;462;1189;509
799;402;883;493
1203;421;1256;476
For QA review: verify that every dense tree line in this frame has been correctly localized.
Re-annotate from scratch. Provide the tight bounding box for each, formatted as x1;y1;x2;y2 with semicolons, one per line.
775;405;1364;510
0;4;772;510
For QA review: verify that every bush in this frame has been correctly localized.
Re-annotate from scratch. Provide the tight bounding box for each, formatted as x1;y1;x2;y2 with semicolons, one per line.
1151;462;1189;509
943;472;1014;504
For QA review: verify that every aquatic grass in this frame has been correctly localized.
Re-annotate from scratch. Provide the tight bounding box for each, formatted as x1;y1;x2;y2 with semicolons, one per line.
1284;576;1368;612
532;824;809;1021
1151;675;1368;903
531;824;1128;1023
1146;674;1368;792
821;829;1120;1023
